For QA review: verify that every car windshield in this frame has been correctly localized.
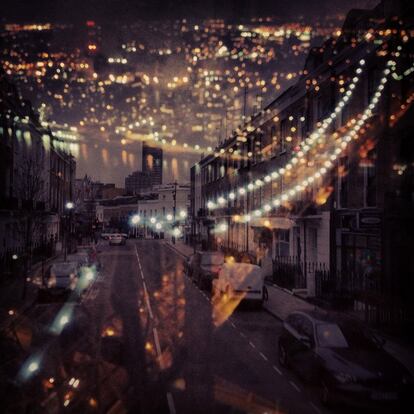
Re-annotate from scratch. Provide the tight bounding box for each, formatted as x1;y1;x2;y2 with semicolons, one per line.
317;323;378;349
316;324;348;348
51;263;77;275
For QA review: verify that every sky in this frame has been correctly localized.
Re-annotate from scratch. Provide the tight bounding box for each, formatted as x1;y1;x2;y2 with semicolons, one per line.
2;0;375;186
2;0;371;23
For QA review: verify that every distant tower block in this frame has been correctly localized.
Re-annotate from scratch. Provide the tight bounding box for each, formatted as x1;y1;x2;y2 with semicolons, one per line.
142;142;163;186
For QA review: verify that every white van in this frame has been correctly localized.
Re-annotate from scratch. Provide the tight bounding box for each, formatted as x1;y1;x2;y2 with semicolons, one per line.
213;263;265;305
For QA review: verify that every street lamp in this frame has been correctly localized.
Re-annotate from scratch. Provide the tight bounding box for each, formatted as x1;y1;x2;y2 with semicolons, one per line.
131;214;141;225
217;222;228;233
172;227;181;238
130;214;140;238
64;201;74;261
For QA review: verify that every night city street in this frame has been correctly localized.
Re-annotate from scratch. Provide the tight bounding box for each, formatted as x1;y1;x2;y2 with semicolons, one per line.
1;0;414;413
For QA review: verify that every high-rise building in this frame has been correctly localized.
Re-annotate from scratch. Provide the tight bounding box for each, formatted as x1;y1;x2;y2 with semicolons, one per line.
142;142;163;186
125;171;152;195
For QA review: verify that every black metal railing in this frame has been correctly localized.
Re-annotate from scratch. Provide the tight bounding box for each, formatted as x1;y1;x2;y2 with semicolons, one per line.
314;268;412;328
272;256;307;290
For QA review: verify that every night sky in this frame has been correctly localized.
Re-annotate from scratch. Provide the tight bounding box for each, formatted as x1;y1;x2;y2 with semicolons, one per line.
2;0;373;186
3;0;370;23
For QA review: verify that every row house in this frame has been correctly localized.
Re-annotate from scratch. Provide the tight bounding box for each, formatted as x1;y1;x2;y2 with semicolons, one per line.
0;71;75;269
96;183;190;237
191;0;413;324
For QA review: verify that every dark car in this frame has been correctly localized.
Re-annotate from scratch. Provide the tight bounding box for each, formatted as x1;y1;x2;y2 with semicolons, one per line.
186;251;224;290
278;310;412;408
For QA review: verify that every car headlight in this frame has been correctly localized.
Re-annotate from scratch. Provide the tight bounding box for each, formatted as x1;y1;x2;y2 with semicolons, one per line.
334;372;356;384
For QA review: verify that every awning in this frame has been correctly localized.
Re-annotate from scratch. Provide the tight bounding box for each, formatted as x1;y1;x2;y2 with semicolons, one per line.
250;216;295;230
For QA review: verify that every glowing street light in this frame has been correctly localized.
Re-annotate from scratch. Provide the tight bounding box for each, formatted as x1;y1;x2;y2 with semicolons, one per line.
179;210;187;219
131;214;141;225
166;214;173;221
65;201;74;210
217;222;228;232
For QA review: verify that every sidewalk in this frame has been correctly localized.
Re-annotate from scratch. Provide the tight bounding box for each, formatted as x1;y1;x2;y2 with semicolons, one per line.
164;240;414;375
264;282;414;375
165;240;194;259
264;283;317;321
0;253;60;317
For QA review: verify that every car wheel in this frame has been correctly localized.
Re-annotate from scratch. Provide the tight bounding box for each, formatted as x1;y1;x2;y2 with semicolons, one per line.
278;342;289;367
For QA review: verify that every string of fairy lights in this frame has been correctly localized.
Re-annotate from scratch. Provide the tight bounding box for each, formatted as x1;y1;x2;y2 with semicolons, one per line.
205;58;368;210
231;62;393;225
120;55;369;157
140;59;397;236
116;30;400;158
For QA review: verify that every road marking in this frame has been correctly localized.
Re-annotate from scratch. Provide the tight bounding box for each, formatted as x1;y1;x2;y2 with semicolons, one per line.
249;341;256;349
152;328;162;355
166;392;176;414
230;321;235;328
259;352;268;361
240;332;246;338
273;365;282;375
310;402;321;414
135;245;154;319
164;242;187;260
145;296;154;319
289;381;301;393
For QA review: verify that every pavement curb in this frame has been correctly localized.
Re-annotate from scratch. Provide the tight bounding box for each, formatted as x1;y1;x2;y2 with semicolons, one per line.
164;241;191;259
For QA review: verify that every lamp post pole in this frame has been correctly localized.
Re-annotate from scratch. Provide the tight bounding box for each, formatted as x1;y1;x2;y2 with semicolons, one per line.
172;181;177;244
64;202;74;262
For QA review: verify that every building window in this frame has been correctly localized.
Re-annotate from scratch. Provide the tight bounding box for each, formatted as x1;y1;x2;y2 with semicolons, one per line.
308;227;318;261
275;229;290;256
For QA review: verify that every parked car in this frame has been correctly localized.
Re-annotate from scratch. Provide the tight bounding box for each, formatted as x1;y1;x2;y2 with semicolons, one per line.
186;251;224;290
47;262;79;290
278;310;412;408
109;233;126;246
213;263;265;306
67;252;89;267
101;229;117;240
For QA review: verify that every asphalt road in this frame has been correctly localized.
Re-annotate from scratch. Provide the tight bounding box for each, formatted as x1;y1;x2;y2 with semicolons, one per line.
93;239;332;414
